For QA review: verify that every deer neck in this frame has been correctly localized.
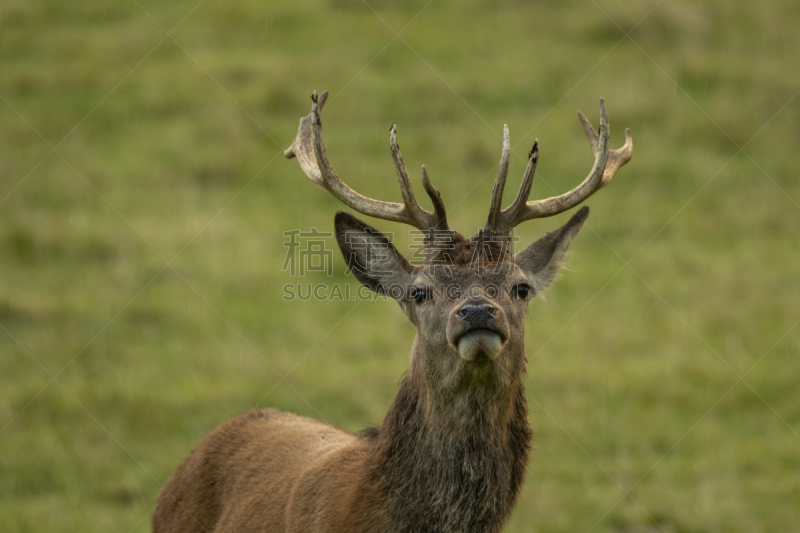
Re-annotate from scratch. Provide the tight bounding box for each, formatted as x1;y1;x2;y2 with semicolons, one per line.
367;352;532;533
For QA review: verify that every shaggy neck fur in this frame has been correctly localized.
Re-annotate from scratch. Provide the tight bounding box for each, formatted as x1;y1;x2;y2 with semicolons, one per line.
364;362;532;533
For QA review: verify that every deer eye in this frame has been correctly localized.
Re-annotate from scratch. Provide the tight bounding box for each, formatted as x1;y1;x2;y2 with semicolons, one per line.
512;284;530;300
413;287;433;304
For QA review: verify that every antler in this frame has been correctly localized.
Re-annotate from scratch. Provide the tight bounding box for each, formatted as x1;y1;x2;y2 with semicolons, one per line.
484;98;633;235
284;91;448;232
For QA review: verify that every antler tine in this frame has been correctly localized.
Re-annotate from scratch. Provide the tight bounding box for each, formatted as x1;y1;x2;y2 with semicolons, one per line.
486;125;511;231
496;139;539;229
285;90;448;232
491;98;632;233
390;125;448;231
601;127;633;189
421;164;448;231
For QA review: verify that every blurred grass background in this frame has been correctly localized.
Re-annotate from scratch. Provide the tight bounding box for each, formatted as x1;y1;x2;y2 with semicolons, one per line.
1;0;799;531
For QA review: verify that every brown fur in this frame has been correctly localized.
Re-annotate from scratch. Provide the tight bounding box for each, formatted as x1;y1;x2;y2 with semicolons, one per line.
153;208;589;533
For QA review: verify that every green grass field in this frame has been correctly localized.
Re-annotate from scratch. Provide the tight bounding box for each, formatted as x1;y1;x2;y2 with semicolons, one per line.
1;0;799;531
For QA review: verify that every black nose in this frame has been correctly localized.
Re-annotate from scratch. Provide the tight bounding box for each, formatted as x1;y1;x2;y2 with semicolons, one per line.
457;304;497;327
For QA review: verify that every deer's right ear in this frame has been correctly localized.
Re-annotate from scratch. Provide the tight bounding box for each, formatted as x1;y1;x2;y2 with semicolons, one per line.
334;212;416;302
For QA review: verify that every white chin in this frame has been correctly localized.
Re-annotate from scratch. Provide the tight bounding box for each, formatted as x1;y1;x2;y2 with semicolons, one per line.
457;331;503;361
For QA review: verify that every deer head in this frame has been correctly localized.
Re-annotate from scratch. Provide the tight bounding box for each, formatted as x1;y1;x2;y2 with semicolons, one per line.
285;90;632;422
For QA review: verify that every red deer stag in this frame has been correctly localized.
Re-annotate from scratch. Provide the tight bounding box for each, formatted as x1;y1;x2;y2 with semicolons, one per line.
153;90;633;533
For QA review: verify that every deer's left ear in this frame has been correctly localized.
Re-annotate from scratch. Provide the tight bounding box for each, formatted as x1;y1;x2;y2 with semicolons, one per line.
514;206;589;295
334;211;416;302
